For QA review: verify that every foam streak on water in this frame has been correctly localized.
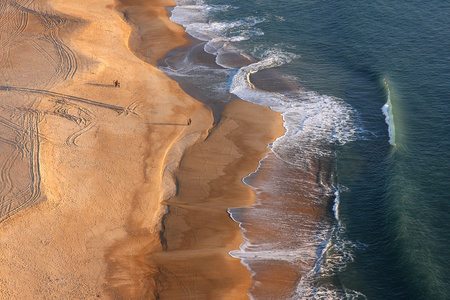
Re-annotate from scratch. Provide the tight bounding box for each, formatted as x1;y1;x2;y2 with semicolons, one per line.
382;78;396;146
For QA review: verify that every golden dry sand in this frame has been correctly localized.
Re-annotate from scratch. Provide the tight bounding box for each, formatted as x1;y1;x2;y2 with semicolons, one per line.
0;0;285;299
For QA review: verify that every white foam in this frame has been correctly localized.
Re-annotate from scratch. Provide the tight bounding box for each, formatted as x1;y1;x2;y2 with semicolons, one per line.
183;20;263;43
229;49;360;166
170;5;209;26
206;39;255;69
171;1;260;43
293;215;368;300
171;1;265;71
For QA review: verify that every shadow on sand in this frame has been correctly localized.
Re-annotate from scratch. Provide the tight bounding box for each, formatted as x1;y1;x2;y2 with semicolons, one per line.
86;83;114;88
146;123;189;126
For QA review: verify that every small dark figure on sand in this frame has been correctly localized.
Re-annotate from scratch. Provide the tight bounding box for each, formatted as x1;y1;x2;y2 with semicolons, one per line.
113;80;120;87
187;118;192;126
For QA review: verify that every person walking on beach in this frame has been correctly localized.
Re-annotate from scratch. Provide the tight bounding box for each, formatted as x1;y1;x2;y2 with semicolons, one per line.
187;118;192;126
113;80;120;87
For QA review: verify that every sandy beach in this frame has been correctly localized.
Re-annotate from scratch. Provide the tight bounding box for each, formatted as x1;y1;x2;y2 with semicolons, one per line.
0;0;284;299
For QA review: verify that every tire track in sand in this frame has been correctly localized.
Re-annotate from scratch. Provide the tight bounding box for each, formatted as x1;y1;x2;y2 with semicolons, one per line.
1;86;135;115
0;1;136;223
0;0;31;50
34;11;77;80
0;110;41;223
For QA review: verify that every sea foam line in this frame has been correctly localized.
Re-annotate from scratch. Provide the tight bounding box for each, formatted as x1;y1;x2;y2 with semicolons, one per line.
294;186;368;300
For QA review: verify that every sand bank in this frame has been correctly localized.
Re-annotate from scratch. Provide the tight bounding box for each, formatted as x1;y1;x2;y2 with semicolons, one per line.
0;0;285;299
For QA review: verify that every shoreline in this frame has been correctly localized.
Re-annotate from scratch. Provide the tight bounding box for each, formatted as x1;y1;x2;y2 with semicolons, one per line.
160;2;340;298
229;153;336;299
113;2;286;298
0;0;286;299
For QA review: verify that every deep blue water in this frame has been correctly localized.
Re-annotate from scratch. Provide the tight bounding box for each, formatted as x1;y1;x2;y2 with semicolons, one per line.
162;1;450;299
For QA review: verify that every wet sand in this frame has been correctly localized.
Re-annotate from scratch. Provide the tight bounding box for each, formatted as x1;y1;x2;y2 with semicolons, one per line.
230;153;335;299
0;0;284;299
151;100;284;299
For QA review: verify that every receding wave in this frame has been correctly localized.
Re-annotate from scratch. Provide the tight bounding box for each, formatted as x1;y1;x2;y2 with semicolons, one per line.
230;48;361;166
171;1;264;69
293;188;368;300
170;1;233;27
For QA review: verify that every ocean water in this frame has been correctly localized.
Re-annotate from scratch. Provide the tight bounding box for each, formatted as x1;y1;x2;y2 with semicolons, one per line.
159;0;450;299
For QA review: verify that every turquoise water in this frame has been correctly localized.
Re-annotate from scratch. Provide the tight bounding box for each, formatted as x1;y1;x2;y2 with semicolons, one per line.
161;0;450;298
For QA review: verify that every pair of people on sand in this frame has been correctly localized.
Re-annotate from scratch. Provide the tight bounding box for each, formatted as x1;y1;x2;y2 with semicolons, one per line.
113;80;120;87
